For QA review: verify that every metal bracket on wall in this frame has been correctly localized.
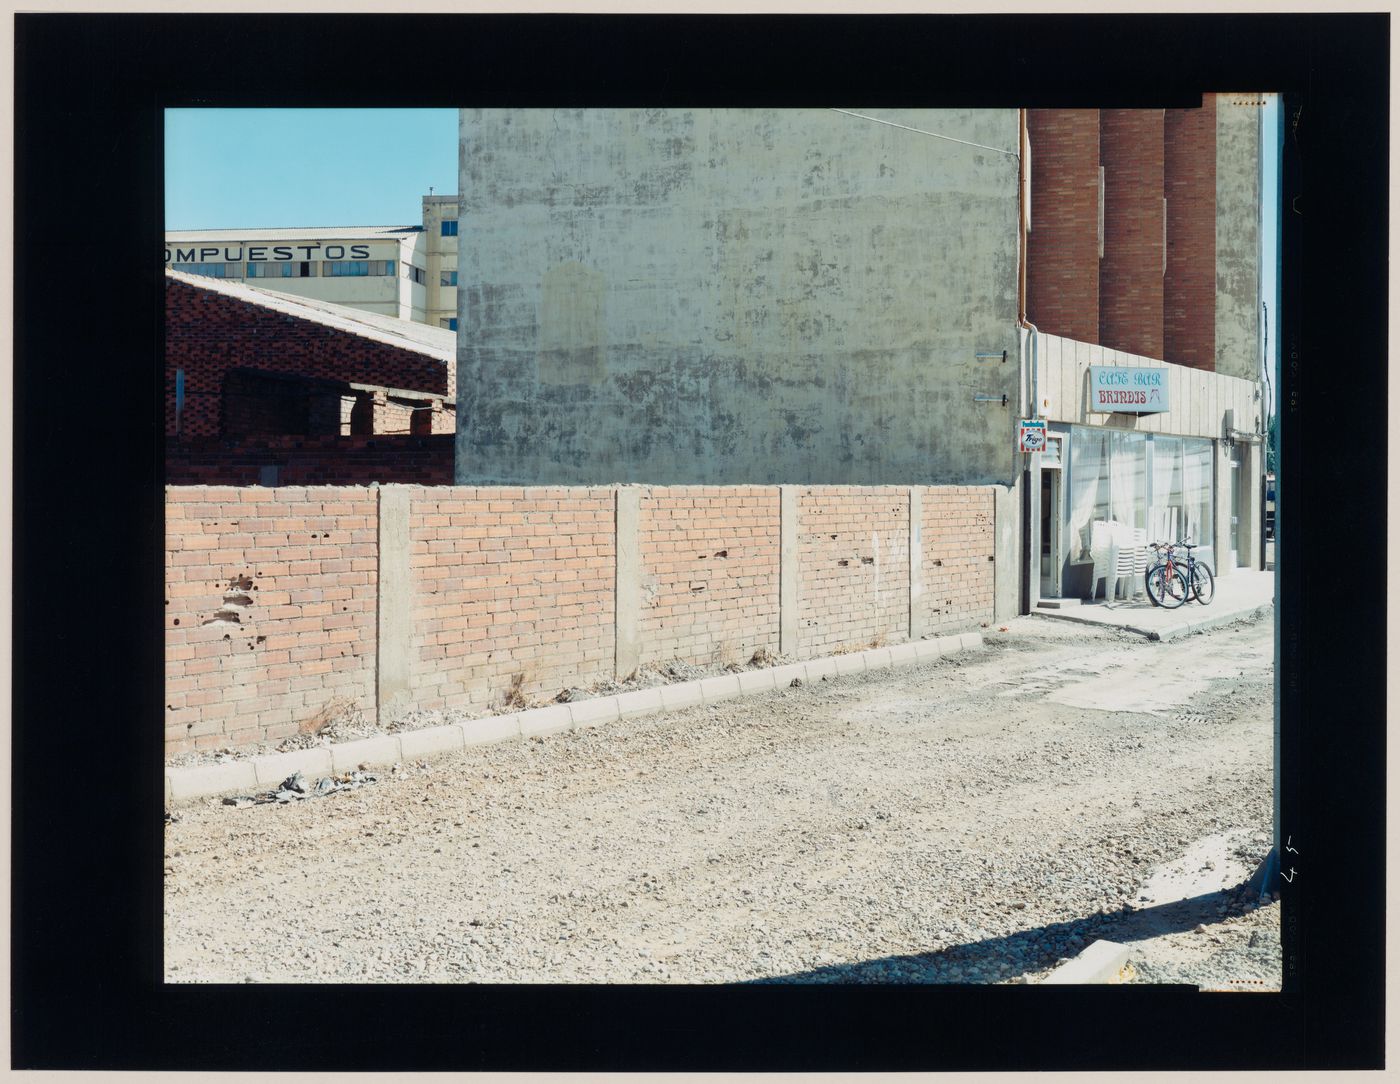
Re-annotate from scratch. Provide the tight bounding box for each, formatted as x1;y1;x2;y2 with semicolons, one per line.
975;350;1008;364
973;394;1009;406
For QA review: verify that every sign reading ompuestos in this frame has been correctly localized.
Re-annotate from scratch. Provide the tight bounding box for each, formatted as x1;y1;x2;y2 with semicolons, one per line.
1089;365;1169;414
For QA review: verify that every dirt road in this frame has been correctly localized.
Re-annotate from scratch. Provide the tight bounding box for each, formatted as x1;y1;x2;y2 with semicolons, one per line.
165;613;1280;985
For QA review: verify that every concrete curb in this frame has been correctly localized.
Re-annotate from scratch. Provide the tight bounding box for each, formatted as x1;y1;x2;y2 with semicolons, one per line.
1149;602;1275;643
1030;600;1273;642
166;631;982;804
1039;939;1130;984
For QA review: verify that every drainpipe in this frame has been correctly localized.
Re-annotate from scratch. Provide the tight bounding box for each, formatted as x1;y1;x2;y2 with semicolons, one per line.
1016;109;1038;615
1016;109;1041;421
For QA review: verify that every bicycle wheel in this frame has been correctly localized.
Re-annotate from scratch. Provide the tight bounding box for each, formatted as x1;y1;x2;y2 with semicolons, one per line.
1190;562;1214;605
1146;565;1188;609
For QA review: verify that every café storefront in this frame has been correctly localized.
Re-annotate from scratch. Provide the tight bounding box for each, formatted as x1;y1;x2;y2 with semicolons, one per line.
1028;334;1263;606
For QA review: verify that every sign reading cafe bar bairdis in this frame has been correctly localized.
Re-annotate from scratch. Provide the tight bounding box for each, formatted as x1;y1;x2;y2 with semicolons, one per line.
1089;365;1170;415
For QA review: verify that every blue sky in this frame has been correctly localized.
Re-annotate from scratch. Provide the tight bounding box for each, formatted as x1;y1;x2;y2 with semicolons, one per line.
165;109;457;229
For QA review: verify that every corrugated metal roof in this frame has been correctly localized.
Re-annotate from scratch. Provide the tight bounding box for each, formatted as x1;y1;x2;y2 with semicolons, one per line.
165;270;456;378
165;225;423;242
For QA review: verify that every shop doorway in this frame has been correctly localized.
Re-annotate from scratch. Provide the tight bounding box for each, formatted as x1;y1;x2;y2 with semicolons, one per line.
1039;437;1064;598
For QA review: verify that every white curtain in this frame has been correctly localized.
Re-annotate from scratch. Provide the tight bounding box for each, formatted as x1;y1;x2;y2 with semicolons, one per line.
1182;439;1211;546
1068;430;1106;562
1109;432;1145;529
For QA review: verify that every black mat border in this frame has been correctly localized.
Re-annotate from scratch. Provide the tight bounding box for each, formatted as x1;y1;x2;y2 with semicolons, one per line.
11;11;1386;1072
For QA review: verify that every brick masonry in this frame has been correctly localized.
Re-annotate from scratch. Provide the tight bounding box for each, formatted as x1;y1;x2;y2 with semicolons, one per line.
919;486;996;635
1164;95;1218;371
164;487;379;753
165;435;454;486
637;487;781;669
1099;109;1166;359
796;487;911;657
406;487;617;714
165;483;999;755
1027;109;1101;344
166;275;453;440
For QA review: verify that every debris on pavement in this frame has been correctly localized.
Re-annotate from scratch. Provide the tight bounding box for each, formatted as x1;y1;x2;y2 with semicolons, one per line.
221;769;380;808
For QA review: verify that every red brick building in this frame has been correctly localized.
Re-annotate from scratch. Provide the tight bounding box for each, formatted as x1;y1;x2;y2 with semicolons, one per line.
165;270;455;484
1027;95;1240;375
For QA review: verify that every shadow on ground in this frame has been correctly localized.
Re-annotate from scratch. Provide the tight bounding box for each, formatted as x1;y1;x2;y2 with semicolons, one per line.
744;880;1264;984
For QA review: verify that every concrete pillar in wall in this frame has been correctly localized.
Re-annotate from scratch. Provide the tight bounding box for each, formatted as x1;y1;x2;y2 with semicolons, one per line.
908;487;924;640
779;486;800;656
994;480;1021;620
376;485;414;724
615;487;641;680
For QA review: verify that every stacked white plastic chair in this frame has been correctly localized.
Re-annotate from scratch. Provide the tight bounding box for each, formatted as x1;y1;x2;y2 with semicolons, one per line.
1087;520;1119;602
1113;525;1149;600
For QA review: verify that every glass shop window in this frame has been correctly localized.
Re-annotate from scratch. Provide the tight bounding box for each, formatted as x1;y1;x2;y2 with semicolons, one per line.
1065;428;1147;563
1182;437;1214;548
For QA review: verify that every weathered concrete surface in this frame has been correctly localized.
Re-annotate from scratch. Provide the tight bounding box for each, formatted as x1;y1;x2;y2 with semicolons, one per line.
1214;96;1262;382
908;486;924;638
615;487;641;679
457;108;1022;486
779;485;799;654
376;486;412;722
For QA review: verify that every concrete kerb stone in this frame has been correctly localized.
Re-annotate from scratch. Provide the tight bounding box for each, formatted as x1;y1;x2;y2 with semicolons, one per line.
168;760;258;802
329;734;403;774
888;642;922;667
834;652;867;676
252;747;333;788
568;695;622;730
803;656;838;681
397;723;467;761
615;688;666;719
1031;601;1273;643
698;674;742;704
518;704;573;738
1040;940;1130;985
1153;602;1274;643
862;646;895;671
736;668;777;695
768;662;806;688
914;638;946;661
658;682;704;711
459;713;521;747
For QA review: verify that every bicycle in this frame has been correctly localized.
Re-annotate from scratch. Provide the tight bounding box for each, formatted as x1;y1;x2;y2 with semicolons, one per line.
1145;541;1189;609
1174;540;1214;606
1145;540;1214;608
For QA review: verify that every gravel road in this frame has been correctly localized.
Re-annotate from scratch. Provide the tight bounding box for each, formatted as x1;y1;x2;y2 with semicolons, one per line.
165;612;1280;986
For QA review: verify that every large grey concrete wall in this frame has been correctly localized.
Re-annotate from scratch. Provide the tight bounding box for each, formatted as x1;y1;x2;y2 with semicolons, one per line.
457;108;1022;486
1214;98;1262;382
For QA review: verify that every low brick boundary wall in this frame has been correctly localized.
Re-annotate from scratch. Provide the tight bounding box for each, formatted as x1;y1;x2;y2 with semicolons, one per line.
165;484;997;755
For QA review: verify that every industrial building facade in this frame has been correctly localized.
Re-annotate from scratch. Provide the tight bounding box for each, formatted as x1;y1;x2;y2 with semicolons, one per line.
164;193;461;329
453;103;1268;614
164;269;456;485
